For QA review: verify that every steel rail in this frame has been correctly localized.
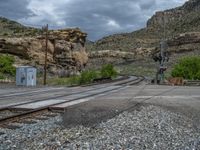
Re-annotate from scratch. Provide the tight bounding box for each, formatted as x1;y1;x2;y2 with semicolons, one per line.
0;76;144;124
0;76;129;99
0;76;135;111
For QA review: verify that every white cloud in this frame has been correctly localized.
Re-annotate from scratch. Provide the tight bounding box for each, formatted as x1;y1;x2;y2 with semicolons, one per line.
107;20;121;29
19;0;72;26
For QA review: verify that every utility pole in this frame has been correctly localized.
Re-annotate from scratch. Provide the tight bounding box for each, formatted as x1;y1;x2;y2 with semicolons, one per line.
160;12;167;84
43;24;48;85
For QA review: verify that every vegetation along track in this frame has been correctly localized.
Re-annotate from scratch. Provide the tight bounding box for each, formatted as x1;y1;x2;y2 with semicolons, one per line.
0;76;144;126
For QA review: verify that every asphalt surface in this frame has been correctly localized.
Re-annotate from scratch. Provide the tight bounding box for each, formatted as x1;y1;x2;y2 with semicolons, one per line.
62;85;200;128
0;83;199;129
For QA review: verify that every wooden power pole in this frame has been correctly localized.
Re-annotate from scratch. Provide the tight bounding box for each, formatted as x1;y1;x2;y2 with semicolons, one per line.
43;24;48;85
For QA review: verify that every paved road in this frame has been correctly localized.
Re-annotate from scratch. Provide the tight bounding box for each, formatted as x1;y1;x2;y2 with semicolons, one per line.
0;83;199;126
62;85;200;127
103;85;200;123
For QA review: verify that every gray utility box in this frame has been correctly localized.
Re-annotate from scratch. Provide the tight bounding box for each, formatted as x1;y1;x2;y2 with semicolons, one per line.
16;66;37;86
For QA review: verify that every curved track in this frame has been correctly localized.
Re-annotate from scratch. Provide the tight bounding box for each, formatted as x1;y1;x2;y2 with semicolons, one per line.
0;76;132;100
0;76;144;125
0;76;138;110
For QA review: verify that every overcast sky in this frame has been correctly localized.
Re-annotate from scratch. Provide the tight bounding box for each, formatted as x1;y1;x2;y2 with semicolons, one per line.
0;0;187;40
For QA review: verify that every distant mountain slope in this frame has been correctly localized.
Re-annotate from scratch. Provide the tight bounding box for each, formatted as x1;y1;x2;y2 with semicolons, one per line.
87;0;200;52
0;17;41;37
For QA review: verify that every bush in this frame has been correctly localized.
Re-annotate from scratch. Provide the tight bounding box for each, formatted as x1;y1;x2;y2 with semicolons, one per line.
47;64;118;86
0;73;5;79
68;76;81;85
100;64;117;78
0;55;16;76
171;56;200;80
80;70;98;84
3;33;8;36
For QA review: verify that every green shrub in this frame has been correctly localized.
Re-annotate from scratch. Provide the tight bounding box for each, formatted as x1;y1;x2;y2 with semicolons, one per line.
47;64;118;86
46;76;80;86
3;33;8;36
100;64;117;78
0;55;16;76
0;73;5;79
80;70;98;84
68;76;81;85
194;70;200;80
171;56;200;80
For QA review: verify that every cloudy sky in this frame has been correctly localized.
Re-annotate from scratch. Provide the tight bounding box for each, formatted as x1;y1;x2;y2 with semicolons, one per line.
0;0;187;40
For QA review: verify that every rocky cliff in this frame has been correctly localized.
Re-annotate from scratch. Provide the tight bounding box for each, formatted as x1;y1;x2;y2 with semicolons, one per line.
0;28;88;76
147;0;200;37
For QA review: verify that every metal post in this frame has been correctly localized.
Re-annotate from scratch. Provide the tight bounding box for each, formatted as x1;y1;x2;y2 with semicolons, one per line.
44;24;48;85
163;12;166;40
160;41;165;66
154;12;169;84
159;12;167;84
160;40;167;83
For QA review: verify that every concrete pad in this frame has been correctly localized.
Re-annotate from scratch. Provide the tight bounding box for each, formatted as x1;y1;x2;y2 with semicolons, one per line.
51;86;130;110
9;85;127;110
50;98;93;110
0;87;66;97
60;85;200;127
12;99;67;110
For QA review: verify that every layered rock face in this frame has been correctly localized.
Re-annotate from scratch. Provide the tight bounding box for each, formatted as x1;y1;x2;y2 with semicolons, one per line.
147;10;184;31
0;28;88;76
87;47;155;68
167;32;200;54
48;29;88;76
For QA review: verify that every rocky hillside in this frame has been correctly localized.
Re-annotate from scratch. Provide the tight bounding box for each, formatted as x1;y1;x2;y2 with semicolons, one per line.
0;17;42;37
0;18;88;76
87;0;200;54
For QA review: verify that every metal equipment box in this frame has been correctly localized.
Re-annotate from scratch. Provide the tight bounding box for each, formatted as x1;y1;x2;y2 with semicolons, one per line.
16;66;37;86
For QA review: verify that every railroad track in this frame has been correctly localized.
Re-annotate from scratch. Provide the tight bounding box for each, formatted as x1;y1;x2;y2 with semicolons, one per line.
0;76;130;99
0;76;130;100
0;76;138;111
0;76;145;127
0;87;66;99
185;80;200;86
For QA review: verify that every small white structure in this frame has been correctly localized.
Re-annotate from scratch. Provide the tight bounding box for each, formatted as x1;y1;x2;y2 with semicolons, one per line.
16;66;37;86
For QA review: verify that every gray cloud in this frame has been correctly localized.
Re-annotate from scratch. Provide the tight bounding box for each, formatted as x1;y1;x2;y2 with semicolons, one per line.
139;0;156;10
0;0;33;19
0;0;187;40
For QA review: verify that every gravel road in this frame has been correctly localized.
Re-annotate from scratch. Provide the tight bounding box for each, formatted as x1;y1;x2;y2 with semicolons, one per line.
0;104;199;150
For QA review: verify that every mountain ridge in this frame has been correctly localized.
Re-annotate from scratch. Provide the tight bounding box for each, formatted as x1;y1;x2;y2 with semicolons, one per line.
87;0;200;52
0;16;42;37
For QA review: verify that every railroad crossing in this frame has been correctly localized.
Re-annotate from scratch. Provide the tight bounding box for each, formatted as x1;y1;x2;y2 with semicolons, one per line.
0;77;199;127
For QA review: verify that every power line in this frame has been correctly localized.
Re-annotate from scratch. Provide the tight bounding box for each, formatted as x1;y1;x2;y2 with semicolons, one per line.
21;23;74;29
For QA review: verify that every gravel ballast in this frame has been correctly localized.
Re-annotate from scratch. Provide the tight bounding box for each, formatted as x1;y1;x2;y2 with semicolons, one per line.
0;105;200;150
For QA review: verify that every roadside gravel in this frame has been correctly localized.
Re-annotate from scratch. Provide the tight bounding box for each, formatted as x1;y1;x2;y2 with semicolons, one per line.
0;105;199;150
